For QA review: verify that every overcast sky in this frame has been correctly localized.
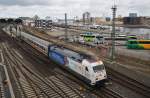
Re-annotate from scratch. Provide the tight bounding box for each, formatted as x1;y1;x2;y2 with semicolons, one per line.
0;0;150;19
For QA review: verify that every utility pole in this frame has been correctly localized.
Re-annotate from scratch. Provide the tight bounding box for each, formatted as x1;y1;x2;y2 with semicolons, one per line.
65;13;68;41
111;5;117;61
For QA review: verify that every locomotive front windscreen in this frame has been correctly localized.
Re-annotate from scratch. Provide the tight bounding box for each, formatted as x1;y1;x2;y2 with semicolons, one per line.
93;65;104;72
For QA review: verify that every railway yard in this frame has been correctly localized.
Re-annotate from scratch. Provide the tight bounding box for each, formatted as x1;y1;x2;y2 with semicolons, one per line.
0;23;150;98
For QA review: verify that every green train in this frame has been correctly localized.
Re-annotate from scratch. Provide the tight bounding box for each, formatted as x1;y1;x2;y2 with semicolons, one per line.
79;32;104;44
127;35;137;40
127;40;150;49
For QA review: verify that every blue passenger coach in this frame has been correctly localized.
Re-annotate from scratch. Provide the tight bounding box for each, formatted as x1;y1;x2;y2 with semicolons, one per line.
48;46;66;65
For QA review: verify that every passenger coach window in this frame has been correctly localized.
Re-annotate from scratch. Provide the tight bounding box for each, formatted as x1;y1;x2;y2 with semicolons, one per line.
130;41;138;44
139;41;150;44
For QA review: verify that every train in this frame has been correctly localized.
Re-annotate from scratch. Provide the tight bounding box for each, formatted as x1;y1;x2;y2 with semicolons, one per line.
18;31;107;86
79;32;104;44
127;40;150;49
127;35;137;40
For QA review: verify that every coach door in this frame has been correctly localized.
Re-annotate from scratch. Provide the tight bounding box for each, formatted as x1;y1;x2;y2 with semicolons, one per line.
84;66;90;80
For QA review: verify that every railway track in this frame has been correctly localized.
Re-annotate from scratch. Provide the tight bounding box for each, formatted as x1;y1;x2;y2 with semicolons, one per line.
93;87;125;98
0;66;5;98
0;29;90;98
2;26;149;98
3;43;65;98
107;67;150;98
3;43;35;98
2;27;127;98
53;67;125;98
14;36;126;98
0;43;14;98
15;38;89;98
2;42;88;98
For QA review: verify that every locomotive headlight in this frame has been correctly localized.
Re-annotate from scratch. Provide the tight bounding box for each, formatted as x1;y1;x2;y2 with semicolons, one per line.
96;76;99;80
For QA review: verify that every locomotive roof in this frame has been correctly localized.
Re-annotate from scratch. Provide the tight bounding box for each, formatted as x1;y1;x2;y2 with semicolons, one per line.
50;46;94;62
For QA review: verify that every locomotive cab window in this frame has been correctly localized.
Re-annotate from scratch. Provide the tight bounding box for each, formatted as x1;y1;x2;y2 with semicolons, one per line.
93;65;104;73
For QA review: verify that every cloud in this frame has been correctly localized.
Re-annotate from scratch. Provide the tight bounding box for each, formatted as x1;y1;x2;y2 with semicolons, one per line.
0;0;88;6
0;0;150;18
0;0;90;18
0;0;51;6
